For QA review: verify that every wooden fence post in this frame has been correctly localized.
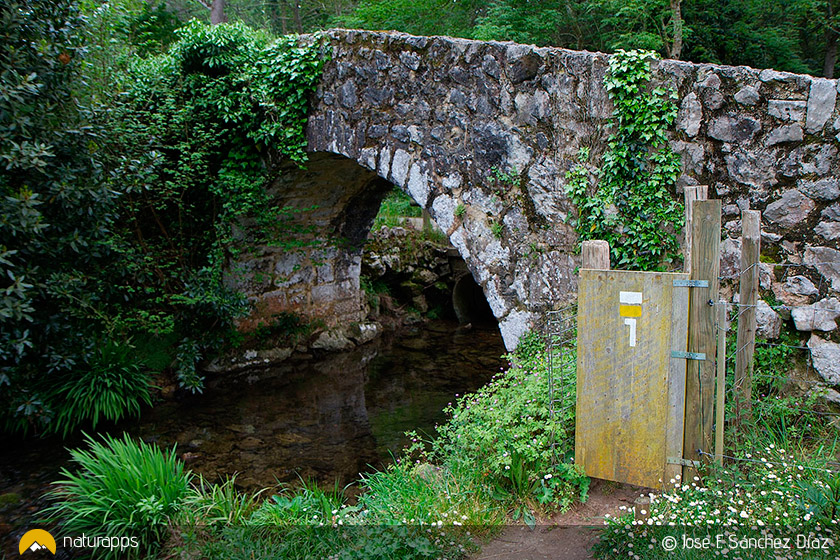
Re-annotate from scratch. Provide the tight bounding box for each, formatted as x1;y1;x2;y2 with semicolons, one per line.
581;240;610;270
683;199;721;480
684;186;709;275
715;302;726;463
735;210;760;428
422;209;432;233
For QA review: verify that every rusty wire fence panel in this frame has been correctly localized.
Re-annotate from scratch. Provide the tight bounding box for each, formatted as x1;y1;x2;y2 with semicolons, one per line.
545;305;577;465
704;259;840;472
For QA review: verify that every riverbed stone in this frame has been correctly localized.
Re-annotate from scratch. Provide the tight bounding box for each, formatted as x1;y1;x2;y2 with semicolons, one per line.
734;86;760;106
756;299;782;340
766;124;803;146
498;309;536;350
798;177;840;202
677;92;703;136
791;297;840;331
810;386;840;405
708;115;762;143
719;237;742;279
768;99;806;122
764;190;815;229
808;335;840;385
312;329;356;351
786;275;819;297
348;322;380;345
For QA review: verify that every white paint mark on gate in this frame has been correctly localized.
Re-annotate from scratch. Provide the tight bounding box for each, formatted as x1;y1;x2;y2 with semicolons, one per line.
620;291;643;305
624;318;637;347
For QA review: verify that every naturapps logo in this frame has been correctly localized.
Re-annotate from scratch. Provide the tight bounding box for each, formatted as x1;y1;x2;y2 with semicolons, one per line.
18;529;56;555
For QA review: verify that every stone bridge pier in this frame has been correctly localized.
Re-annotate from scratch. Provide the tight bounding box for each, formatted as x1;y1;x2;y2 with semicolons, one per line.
233;29;840;351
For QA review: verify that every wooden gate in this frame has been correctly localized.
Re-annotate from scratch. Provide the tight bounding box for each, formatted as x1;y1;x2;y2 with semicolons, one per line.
575;269;690;489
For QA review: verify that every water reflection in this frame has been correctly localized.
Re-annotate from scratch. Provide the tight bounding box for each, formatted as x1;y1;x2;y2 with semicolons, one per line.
130;320;505;489
0;319;505;544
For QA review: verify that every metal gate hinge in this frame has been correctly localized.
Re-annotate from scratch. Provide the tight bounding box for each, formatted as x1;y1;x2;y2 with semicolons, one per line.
667;457;701;468
671;351;706;361
673;279;709;288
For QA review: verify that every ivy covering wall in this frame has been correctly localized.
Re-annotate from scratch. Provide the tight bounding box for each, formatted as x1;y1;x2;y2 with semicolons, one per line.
565;49;684;271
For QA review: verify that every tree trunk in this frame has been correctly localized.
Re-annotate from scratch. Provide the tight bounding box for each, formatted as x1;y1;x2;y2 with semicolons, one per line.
669;0;683;59
292;1;303;33
210;0;227;25
825;2;838;78
563;0;585;50
826;30;838;78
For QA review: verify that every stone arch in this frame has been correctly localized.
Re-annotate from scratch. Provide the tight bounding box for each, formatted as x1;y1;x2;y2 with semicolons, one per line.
302;132;537;349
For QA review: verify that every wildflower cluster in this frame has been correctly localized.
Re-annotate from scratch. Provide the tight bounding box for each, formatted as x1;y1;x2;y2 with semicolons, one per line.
595;446;839;559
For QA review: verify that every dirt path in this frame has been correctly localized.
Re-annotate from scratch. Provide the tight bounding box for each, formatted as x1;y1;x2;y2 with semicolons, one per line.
472;479;649;560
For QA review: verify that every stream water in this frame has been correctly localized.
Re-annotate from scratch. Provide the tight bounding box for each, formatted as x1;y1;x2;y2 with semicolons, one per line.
0;319;505;547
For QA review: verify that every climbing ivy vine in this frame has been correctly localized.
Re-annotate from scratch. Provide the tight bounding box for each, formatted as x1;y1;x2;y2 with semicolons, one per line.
106;22;328;392
565;49;683;271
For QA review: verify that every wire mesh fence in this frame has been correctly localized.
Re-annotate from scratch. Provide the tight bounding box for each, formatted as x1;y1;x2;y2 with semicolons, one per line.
544;305;577;465
689;256;840;472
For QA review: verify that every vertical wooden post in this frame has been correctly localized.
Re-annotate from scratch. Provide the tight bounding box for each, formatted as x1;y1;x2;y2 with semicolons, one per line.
715;302;726;463
684;186;709;275
735;210;760;428
683;199;721;480
581;240;610;270
422;209;432;233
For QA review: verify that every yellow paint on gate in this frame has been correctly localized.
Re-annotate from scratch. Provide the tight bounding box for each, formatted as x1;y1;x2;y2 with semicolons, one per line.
619;304;641;317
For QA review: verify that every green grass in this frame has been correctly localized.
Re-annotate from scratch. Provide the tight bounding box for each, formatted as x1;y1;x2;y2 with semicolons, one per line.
47;433;192;559
372;187;422;229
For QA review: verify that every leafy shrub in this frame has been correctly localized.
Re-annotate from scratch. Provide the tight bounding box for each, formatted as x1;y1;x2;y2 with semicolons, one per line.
101;22;327;393
47;340;153;437
48;433;192;559
0;0;124;434
426;330;586;520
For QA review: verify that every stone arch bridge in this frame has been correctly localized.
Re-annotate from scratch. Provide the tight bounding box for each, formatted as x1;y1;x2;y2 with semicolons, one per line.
233;29;840;350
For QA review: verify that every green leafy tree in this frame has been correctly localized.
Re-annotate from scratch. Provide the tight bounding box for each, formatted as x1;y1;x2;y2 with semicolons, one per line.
104;21;326;391
335;0;488;38
0;0;125;433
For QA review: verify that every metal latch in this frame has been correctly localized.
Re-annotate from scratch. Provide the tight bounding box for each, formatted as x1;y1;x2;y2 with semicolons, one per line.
673;279;709;288
667;457;701;468
671;351;706;361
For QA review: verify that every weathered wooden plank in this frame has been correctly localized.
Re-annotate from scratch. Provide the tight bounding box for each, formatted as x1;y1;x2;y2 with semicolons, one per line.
735;210;760;427
683;200;721;479
715;302;727;463
576;269;688;489
665;281;690;483
581;240;610;270
683;186;708;275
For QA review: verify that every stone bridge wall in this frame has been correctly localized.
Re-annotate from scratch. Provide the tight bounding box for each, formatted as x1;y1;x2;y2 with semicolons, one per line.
237;29;840;350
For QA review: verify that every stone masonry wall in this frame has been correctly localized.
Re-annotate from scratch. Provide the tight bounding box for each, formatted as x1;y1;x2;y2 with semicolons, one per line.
245;29;840;351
